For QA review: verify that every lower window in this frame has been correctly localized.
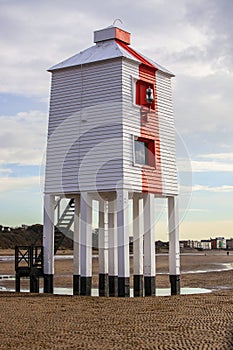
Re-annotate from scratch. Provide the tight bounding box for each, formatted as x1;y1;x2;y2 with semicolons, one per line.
134;137;155;167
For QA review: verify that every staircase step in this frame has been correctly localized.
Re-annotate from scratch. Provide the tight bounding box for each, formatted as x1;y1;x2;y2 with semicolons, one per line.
58;216;74;222
54;198;74;254
60;216;73;220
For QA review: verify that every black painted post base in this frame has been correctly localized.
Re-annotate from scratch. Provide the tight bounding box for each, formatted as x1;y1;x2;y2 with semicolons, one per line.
15;273;20;292
30;275;39;293
134;275;143;297
73;275;81;295
99;274;109;297
109;275;118;297
44;274;54;293
80;276;92;296
170;275;180;295
118;277;130;297
144;276;156;296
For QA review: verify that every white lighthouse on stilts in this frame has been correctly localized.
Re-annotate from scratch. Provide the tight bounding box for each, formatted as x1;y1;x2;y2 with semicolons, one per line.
43;25;180;297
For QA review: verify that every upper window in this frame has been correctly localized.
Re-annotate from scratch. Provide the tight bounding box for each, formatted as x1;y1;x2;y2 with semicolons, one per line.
134;137;155;167
136;80;155;110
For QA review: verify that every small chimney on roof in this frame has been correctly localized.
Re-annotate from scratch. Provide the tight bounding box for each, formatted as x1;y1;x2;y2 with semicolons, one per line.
94;26;131;45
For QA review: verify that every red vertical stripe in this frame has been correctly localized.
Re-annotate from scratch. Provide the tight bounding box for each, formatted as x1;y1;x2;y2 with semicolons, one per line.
139;66;162;195
116;40;163;195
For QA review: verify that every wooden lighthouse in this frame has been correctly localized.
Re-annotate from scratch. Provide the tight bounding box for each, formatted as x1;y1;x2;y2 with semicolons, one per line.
43;25;180;297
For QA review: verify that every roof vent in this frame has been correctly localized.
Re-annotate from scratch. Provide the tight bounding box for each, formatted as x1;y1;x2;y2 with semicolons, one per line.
94;26;131;45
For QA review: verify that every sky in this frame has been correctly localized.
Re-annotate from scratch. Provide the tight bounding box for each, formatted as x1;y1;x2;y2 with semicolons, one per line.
0;0;233;240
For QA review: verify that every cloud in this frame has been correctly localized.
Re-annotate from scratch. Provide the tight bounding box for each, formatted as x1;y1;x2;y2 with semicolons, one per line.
0;176;42;193
0;0;232;150
173;71;233;135
0;110;47;166
185;0;233;68
191;152;233;172
192;185;233;193
0;0;231;96
191;160;233;172
178;151;233;173
0;1;104;97
198;153;233;161
186;208;210;213
0;168;12;175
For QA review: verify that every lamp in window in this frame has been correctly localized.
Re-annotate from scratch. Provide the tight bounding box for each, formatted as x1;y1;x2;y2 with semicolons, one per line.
146;86;154;105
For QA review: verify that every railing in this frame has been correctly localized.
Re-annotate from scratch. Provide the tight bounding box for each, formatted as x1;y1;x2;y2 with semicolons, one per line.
15;245;44;293
15;245;43;272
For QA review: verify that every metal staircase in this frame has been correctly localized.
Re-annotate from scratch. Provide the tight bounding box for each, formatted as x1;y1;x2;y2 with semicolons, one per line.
31;198;75;253
54;198;75;254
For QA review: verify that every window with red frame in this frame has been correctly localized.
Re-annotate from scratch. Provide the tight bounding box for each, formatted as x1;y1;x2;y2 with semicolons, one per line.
136;80;155;110
134;137;155;167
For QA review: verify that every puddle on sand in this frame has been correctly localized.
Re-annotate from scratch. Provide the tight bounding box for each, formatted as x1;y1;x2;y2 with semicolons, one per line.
0;286;212;297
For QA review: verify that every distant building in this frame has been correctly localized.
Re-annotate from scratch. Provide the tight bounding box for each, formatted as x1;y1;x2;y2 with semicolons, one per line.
179;240;190;249
226;238;233;250
211;237;226;249
192;241;201;249
179;240;201;249
200;240;211;250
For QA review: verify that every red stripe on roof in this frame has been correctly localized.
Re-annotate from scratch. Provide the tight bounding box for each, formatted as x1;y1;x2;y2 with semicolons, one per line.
116;40;157;69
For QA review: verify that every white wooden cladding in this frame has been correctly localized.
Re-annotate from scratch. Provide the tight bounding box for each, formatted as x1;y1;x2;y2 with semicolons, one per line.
156;72;178;195
45;59;124;194
122;59;142;193
45;55;178;196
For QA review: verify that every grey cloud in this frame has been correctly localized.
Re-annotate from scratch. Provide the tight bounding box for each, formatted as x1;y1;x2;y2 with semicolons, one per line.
174;71;233;132
185;0;233;69
0;0;232;153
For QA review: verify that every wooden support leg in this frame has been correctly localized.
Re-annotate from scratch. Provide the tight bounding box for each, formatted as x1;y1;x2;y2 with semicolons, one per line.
73;195;81;295
117;190;130;297
43;194;55;293
99;199;109;296
80;192;92;296
15;273;20;292
133;195;144;297
143;194;156;296
30;273;39;293
108;199;118;296
168;196;180;295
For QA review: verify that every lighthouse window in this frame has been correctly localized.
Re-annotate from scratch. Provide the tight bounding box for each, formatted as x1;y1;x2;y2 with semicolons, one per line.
136;80;155;110
134;137;155;167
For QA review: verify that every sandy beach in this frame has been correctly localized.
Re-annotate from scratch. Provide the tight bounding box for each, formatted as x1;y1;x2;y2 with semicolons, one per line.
0;250;233;349
0;291;233;349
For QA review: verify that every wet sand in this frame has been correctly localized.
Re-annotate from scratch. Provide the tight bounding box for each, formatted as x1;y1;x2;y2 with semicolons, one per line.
0;249;233;291
0;250;233;349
